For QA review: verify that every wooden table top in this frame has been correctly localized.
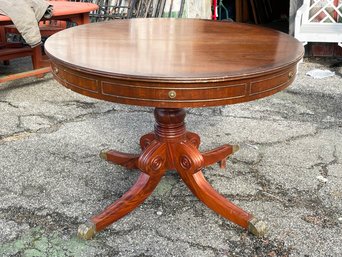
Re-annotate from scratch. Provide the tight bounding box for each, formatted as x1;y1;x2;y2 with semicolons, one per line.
0;1;98;24
45;18;304;108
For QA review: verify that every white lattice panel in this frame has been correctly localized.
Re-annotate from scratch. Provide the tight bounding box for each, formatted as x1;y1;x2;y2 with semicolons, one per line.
295;0;342;46
306;0;342;23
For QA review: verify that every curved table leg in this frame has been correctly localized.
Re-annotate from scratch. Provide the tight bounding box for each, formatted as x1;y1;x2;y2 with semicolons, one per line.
79;108;266;239
139;132;155;150
78;141;167;240
186;131;201;148
172;142;267;237
202;144;240;169
78;173;163;239
100;149;139;169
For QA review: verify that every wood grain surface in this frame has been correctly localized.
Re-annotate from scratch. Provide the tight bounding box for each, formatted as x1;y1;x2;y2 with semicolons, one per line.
46;18;304;108
46;18;303;80
46;19;296;238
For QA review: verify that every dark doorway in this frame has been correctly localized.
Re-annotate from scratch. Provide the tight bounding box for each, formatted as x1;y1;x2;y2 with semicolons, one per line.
218;0;290;33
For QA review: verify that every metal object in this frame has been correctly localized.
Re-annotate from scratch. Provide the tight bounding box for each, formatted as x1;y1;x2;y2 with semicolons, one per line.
178;0;185;18
168;0;174;18
99;149;109;160
218;0;229;20
168;90;176;99
53;67;59;74
232;145;240;153
77;221;96;240
132;0;185;19
288;71;294;78
248;218;267;237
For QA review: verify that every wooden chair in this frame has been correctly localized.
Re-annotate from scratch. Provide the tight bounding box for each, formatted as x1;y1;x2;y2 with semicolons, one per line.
0;44;49;83
5;21;67;40
1;24;38;70
4;1;68;40
0;44;40;68
1;0;70;69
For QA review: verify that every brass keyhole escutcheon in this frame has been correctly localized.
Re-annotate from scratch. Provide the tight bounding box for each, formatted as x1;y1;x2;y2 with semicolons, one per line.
168;90;176;99
288;71;294;79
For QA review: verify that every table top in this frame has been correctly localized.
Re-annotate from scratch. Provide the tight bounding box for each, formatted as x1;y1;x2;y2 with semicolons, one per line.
45;18;304;108
0;1;98;24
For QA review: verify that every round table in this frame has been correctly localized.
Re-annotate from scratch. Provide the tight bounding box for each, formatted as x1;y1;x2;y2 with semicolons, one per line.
45;18;304;240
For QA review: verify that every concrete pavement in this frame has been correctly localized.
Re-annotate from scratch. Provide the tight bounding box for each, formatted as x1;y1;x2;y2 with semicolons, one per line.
0;57;341;256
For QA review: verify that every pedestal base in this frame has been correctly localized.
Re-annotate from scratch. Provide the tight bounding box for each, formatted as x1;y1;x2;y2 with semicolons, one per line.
77;108;267;239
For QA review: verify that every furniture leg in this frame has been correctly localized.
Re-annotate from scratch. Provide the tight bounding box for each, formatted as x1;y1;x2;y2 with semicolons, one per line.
0;67;51;83
78;172;164;240
185;131;200;148
139;132;155;150
31;45;46;78
78;108;266;239
31;45;41;69
100;149;140;169
0;26;6;44
202;144;239;169
172;142;266;236
69;13;90;25
78;140;168;240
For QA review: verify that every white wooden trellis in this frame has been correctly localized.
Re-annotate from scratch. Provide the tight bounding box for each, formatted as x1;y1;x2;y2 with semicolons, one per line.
294;0;342;47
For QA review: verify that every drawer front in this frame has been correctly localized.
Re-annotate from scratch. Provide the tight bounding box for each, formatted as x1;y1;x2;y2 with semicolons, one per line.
50;61;297;108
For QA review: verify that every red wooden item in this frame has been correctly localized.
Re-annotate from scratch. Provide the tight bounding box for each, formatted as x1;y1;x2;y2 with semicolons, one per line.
45;19;304;239
0;1;98;83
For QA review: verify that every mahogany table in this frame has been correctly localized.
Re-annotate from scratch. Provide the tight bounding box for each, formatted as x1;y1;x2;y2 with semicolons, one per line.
45;18;304;240
0;1;98;83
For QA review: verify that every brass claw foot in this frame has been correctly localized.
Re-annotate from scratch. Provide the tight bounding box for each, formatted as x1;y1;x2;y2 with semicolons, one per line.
248;218;267;237
77;221;96;240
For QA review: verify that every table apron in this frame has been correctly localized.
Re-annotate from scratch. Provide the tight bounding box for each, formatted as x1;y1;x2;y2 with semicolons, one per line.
50;61;297;108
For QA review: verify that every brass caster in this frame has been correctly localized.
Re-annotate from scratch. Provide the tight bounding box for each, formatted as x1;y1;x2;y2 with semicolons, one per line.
99;149;109;160
248;218;267;237
77;222;96;240
232;145;240;153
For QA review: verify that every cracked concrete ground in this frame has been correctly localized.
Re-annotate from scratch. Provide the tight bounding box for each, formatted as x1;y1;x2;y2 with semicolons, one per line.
0;57;341;256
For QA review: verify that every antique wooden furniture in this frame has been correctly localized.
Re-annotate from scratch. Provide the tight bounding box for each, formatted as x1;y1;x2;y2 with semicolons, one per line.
45;18;304;239
0;1;98;83
3;0;68;40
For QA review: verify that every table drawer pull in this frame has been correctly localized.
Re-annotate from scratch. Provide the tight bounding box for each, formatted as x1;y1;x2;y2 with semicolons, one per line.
53;67;59;74
288;71;294;79
168;90;177;99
